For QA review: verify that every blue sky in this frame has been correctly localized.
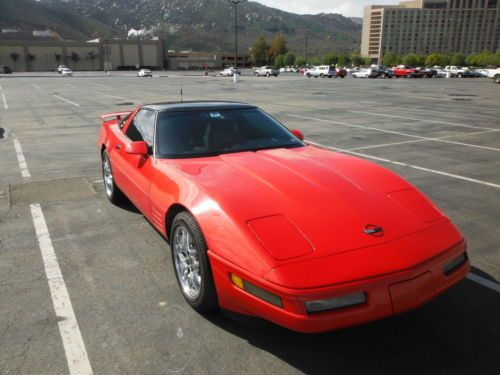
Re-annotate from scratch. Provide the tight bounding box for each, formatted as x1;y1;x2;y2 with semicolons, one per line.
252;0;401;17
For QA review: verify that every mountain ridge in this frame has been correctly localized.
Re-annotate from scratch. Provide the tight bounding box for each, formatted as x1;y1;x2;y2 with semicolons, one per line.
1;0;362;55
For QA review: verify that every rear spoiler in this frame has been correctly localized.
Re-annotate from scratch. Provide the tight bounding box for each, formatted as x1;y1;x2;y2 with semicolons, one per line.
99;111;133;122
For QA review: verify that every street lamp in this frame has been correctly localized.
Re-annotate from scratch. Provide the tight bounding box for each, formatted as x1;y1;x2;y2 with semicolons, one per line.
228;0;247;69
132;27;142;69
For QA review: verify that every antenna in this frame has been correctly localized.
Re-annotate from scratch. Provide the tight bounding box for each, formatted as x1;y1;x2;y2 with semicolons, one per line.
180;87;183;103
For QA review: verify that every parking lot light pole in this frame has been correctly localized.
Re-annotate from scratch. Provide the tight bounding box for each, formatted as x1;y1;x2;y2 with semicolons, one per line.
132;27;141;69
229;0;247;69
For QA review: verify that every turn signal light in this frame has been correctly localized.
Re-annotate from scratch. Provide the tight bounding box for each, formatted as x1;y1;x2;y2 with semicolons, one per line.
230;273;283;308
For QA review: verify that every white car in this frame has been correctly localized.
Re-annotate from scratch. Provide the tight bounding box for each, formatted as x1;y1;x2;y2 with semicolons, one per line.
305;65;336;78
137;69;153;77
352;68;375;78
220;67;240;76
57;65;68;74
254;66;279;77
60;68;73;77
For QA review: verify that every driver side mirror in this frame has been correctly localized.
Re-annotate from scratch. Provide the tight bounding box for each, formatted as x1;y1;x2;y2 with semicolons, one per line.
291;129;304;141
126;141;148;156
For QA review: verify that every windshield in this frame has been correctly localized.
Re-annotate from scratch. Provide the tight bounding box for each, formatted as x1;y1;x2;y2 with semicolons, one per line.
156;108;304;158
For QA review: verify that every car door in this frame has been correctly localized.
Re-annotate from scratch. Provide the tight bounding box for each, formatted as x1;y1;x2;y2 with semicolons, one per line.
112;108;157;217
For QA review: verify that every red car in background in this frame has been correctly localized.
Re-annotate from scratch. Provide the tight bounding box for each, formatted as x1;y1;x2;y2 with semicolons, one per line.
98;101;469;333
392;65;420;78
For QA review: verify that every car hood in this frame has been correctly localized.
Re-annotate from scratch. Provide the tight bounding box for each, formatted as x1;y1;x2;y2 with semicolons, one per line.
163;145;447;263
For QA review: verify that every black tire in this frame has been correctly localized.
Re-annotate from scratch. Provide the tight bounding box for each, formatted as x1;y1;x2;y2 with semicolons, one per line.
101;149;125;204
266;72;270;77
457;73;462;78
170;211;218;312
256;72;260;77
406;73;412;78
320;73;324;78
306;73;311;78
494;75;500;84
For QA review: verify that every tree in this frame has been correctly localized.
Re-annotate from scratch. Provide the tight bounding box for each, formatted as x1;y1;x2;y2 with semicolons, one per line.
295;56;306;66
402;53;420;67
54;53;62;64
383;52;401;67
363;57;373;66
86;51;99;70
10;52;20;70
425;53;444;67
68;51;80;69
323;53;339;66
274;54;285;68
450;52;466;66
27;53;36;71
337;53;350;67
268;33;288;63
250;35;270;66
283;51;296;66
349;52;364;66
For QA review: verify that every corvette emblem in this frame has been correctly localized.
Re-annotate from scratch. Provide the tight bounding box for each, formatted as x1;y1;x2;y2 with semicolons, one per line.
364;225;384;237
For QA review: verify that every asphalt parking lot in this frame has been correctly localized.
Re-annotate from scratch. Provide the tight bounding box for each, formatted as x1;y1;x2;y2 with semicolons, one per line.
0;72;499;375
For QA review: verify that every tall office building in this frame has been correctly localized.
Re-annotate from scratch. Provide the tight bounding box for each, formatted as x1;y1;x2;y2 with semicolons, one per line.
361;0;500;62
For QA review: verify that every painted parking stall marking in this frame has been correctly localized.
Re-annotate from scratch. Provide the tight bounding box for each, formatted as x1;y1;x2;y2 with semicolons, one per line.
466;273;500;293
307;140;500;189
52;94;81;107
30;203;94;375
1;93;8;109
13;137;31;179
289;114;500;153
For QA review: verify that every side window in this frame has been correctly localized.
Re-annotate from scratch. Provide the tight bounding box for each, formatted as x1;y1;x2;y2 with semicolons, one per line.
125;109;156;148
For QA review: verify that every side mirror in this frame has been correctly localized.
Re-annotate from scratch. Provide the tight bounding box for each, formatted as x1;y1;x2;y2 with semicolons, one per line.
126;141;148;155
290;129;305;141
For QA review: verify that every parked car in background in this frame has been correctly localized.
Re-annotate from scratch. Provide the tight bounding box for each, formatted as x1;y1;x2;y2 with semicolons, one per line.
60;68;73;77
370;65;393;78
137;69;153;77
335;68;347;78
393;65;419;78
352;68;377;78
489;68;500;83
220;67;240;76
57;65;68;74
306;65;336;78
254;66;279;77
443;66;472;78
0;65;12;74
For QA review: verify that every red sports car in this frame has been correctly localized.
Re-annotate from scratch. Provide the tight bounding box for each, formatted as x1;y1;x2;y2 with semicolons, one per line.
98;102;469;333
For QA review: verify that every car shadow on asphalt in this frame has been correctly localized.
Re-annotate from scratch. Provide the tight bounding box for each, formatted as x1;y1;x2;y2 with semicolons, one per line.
204;278;500;375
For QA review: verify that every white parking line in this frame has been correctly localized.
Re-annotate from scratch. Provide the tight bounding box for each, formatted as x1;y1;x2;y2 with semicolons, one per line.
66;84;77;89
1;93;8;109
387;106;499;120
13;137;31;179
307;140;500;189
33;84;41;90
467;273;500;293
347;110;498;131
96;91;126;100
0;84;2;90
30;204;94;375
289;114;500;152
52;94;80;107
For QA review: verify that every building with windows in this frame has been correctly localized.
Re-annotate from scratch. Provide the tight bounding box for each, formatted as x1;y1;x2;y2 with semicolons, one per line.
361;0;500;62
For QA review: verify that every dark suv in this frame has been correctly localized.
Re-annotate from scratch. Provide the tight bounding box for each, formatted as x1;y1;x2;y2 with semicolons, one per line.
371;65;393;78
0;66;13;74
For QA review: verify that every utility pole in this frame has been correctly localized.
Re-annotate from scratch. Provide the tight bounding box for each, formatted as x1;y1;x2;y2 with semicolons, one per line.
229;0;247;68
132;27;142;69
305;35;309;64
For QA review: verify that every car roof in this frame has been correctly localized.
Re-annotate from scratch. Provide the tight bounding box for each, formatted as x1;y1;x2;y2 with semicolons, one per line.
143;101;257;112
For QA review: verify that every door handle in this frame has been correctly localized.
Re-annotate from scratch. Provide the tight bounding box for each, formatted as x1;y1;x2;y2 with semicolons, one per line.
115;144;122;150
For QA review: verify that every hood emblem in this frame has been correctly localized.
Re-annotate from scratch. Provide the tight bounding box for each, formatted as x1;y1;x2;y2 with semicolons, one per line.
364;225;384;237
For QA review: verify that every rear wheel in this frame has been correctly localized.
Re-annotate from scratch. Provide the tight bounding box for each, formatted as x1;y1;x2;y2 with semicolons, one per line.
266;72;270;77
494;75;500;84
171;211;218;312
306;73;311;78
406;73;412;78
101;150;125;204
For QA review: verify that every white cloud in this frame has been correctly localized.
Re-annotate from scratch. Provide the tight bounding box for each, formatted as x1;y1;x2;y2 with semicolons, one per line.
251;0;402;17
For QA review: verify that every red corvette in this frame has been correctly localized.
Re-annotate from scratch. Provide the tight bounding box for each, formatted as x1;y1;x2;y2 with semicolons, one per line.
98;102;469;333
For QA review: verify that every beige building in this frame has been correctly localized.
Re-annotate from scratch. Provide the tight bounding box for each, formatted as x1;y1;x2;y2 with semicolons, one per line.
0;38;164;71
361;0;500;62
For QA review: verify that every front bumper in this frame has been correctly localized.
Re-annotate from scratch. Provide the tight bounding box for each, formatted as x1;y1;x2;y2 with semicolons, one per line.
209;241;469;333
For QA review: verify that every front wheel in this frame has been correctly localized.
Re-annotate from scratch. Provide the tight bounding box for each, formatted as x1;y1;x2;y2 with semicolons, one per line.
171;212;218;312
266;73;270;77
306;73;311;78
102;150;125;204
457;73;463;78
494;75;500;84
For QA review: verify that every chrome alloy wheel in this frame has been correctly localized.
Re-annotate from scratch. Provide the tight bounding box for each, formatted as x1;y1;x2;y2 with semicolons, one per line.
103;155;114;197
173;226;201;300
